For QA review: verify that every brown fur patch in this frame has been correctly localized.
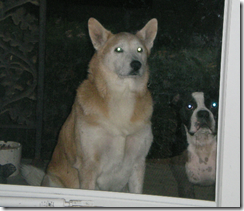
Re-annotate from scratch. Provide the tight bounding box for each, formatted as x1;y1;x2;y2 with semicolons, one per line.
130;90;153;123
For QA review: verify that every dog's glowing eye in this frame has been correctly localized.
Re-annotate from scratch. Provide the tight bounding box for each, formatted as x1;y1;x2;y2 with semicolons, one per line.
187;104;194;110
137;47;143;53
211;102;217;108
115;47;123;53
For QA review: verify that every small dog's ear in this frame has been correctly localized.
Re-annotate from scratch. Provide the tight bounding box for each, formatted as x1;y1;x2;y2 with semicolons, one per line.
169;93;181;108
88;18;112;50
136;18;158;53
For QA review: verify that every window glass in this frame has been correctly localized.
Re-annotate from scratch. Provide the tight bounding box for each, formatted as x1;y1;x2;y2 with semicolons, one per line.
0;0;227;205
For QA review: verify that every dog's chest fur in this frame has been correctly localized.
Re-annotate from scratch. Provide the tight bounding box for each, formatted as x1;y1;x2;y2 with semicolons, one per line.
92;78;152;191
96;74;149;136
185;127;217;186
108;93;135;134
75;76;152;191
106;81;139;134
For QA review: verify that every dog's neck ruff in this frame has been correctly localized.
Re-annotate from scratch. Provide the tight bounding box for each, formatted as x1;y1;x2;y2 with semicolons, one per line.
184;125;216;146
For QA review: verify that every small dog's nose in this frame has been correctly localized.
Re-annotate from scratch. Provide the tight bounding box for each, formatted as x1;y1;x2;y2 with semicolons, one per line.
130;60;141;75
197;110;210;119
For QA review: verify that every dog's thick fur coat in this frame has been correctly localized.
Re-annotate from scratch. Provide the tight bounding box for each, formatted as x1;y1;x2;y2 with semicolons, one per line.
23;18;157;193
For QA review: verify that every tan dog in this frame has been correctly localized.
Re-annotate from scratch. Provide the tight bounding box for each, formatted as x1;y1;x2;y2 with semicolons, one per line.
24;18;157;193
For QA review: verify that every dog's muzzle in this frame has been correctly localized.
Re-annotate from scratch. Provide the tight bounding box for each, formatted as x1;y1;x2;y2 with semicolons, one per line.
129;60;141;76
189;109;215;136
197;110;211;127
198;110;210;121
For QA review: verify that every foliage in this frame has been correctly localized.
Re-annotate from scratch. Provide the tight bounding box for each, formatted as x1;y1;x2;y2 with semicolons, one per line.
0;1;39;126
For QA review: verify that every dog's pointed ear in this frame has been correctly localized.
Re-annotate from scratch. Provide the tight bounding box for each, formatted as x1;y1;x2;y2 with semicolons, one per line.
88;18;112;50
170;93;182;109
136;18;158;53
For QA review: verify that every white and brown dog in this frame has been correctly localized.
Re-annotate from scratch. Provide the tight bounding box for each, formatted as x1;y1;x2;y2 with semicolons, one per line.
170;91;218;198
21;18;158;194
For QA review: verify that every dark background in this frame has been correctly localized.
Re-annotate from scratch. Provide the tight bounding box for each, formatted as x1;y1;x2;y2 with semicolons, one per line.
0;0;224;160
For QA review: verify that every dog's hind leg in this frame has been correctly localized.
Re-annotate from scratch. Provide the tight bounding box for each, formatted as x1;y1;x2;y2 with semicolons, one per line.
74;158;98;190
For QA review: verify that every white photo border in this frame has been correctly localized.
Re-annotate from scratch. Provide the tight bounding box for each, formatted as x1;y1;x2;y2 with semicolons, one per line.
0;0;240;207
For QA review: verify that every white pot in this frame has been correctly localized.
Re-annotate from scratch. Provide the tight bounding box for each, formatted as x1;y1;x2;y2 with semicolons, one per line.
0;141;22;177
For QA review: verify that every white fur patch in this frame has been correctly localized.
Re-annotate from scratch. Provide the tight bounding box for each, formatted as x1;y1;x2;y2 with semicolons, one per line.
186;135;217;185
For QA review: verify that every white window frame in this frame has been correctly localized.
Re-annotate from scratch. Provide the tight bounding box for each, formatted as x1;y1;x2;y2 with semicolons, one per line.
0;0;240;207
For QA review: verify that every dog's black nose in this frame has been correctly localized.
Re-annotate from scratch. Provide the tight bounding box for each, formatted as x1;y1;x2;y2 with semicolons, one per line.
130;60;141;75
197;110;210;119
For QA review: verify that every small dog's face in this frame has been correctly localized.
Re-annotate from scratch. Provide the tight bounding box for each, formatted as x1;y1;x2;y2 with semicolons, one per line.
177;92;218;135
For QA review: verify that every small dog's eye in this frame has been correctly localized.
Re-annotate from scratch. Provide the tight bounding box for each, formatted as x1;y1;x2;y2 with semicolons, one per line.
211;102;218;108
115;47;123;53
186;104;194;110
137;47;143;53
